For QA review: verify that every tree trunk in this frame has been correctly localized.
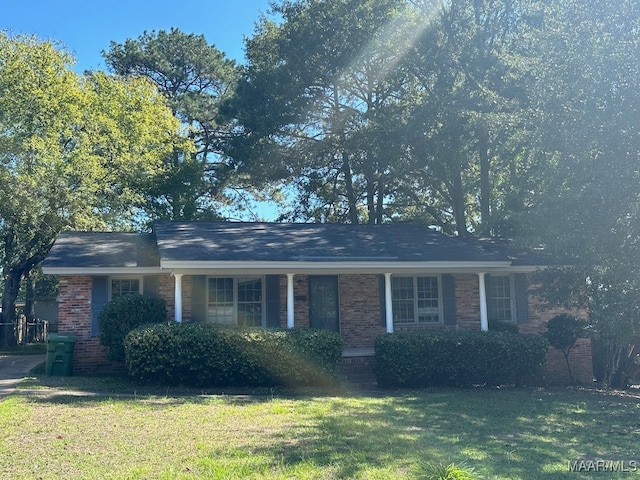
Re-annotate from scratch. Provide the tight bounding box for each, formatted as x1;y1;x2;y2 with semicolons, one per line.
562;350;576;385
606;342;635;389
366;176;376;224
24;271;36;322
479;136;491;236
0;225;57;347
341;153;359;224
451;169;468;237
375;177;385;225
0;268;22;347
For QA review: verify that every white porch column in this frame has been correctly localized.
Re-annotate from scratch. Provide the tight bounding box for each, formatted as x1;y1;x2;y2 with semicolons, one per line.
173;273;183;323
286;273;295;328
478;272;488;331
384;273;393;333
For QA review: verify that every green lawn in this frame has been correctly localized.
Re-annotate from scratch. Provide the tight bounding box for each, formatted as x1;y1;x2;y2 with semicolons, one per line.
1;373;640;479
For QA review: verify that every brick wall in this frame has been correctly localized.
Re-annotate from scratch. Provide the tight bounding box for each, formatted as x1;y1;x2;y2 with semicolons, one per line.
272;274;386;347
293;275;310;327
58;274;177;374
524;284;593;384
57;271;593;384
544;338;593;384
449;274;593;384
339;274;387;349
333;272;592;384
455;274;482;331
57;276;112;374
158;275;175;322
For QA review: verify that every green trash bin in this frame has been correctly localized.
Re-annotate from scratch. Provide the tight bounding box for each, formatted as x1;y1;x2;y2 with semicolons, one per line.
46;333;77;376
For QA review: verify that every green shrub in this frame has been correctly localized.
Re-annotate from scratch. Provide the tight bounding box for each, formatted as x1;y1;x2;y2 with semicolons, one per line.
99;294;167;362
375;330;548;388
545;314;588;384
488;319;519;334
124;324;343;388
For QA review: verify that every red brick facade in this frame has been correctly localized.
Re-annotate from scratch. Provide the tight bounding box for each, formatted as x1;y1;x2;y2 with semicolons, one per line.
455;275;483;330
57;272;593;383
57;276;111;374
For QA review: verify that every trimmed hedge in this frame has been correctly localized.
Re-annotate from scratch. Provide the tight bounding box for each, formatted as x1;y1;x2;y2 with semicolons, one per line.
375;330;549;388
488;319;520;334
124;323;343;388
99;294;167;362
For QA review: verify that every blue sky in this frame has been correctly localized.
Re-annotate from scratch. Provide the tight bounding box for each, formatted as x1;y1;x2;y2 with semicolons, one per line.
1;0;281;220
0;0;275;70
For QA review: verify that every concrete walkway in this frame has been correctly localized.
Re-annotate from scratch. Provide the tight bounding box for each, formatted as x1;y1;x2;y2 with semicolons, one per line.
0;354;46;400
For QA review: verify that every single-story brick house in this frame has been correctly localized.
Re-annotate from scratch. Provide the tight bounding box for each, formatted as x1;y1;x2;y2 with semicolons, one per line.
41;221;593;383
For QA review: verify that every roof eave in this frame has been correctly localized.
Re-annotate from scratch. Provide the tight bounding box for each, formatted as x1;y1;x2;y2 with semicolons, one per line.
162;259;532;275
42;262;546;276
41;267;164;276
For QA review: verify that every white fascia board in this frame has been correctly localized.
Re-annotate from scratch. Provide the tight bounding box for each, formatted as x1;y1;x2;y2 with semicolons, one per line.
162;260;516;275
41;267;164;276
42;262;544;276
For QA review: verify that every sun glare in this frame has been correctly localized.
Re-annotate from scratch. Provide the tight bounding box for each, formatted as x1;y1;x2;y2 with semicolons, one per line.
347;0;444;83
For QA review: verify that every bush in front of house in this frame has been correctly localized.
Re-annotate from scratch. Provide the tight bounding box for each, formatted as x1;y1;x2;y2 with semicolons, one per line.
375;330;549;388
99;294;167;362
488;319;520;334
545;313;588;385
123;323;343;388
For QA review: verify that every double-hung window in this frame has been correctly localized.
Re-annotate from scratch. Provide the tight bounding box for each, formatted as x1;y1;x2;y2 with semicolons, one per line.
110;277;141;299
486;275;515;322
207;276;264;327
392;275;442;326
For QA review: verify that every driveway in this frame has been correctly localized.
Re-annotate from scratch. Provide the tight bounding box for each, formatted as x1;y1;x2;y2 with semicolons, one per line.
0;354;46;399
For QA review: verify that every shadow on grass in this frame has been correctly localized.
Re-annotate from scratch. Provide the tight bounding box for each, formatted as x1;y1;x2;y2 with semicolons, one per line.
245;388;640;479
14;372;640;479
17;370;349;408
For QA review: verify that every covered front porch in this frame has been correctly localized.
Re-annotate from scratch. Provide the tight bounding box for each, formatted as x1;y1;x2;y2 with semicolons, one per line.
168;267;534;355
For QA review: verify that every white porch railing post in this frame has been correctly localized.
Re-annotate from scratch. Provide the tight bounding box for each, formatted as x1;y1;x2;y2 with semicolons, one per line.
384;273;393;333
478;272;488;331
173;273;183;323
286;273;295;328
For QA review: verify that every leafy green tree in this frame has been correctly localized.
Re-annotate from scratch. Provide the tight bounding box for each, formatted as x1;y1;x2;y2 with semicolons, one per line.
400;0;536;236
103;28;240;221
231;0;422;224
524;0;640;387
0;33;185;345
545;314;587;385
233;0;541;231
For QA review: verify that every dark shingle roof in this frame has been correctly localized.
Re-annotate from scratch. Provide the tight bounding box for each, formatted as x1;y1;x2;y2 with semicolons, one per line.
153;222;509;263
42;232;159;269
43;222;550;270
471;237;555;266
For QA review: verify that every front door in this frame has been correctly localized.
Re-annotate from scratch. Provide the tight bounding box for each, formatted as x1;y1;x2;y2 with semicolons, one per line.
309;275;340;332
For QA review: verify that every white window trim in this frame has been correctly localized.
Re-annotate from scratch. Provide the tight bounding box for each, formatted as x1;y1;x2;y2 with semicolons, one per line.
392;274;443;326
487;274;517;323
109;276;143;300
206;275;266;327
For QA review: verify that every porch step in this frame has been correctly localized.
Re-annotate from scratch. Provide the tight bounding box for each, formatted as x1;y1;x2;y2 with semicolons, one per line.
338;356;378;389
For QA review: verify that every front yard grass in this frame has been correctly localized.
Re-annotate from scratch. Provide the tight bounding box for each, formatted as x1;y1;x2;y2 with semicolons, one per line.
1;373;639;479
